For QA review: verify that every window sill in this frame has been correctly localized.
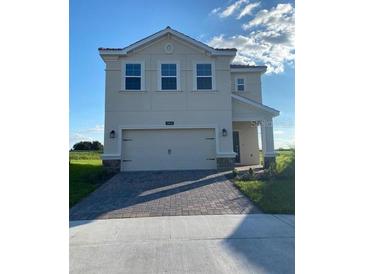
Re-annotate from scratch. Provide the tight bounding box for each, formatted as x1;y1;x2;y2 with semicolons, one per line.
155;90;183;93
192;90;218;93
119;90;147;93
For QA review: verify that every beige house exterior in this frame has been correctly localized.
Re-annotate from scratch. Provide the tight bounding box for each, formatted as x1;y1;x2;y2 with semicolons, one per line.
99;27;279;172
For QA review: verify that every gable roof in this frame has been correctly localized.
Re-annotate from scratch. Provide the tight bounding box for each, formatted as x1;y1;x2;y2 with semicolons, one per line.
99;26;237;56
230;64;267;73
232;94;280;116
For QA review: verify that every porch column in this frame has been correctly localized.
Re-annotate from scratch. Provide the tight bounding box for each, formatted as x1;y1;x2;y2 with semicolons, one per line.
261;118;276;168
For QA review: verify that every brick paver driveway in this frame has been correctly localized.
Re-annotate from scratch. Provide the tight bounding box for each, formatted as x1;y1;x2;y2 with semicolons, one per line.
70;170;260;220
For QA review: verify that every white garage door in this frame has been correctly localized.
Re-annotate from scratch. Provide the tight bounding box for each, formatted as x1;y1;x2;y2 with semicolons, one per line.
122;128;216;171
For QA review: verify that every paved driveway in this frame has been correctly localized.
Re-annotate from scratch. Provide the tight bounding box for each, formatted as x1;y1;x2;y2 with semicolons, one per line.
70;214;295;274
70;170;260;220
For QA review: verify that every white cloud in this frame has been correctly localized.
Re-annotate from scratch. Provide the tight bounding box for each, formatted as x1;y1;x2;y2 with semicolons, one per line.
210;7;221;15
258;136;295;150
237;2;260;19
219;0;248;18
69;133;93;143
243;3;294;29
207;3;295;73
85;124;104;133
274;138;295;149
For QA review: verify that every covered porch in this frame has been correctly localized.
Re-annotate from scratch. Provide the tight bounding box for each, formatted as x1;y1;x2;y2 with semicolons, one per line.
232;94;280;168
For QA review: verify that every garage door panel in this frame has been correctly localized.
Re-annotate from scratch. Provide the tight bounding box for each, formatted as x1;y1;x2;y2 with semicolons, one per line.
122;129;216;171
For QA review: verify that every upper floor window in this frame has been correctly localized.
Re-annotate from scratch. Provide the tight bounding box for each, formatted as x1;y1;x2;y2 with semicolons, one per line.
161;63;177;90
196;64;213;90
125;63;141;90
236;78;245;91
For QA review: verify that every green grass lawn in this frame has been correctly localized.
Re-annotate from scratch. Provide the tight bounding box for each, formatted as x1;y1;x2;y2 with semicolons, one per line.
236;150;295;214
69;150;102;160
69;151;116;208
259;149;294;165
235;178;294;214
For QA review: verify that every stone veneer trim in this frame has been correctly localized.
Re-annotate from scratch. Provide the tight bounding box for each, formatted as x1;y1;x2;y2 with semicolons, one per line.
103;159;121;172
216;157;235;171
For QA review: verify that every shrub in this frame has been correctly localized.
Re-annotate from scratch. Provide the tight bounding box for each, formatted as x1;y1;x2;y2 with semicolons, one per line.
265;161;277;178
261;150;295;180
232;168;239;178
275;150;295;178
248;168;254;176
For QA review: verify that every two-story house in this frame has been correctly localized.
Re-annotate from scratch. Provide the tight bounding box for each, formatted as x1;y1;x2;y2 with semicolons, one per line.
99;27;279;172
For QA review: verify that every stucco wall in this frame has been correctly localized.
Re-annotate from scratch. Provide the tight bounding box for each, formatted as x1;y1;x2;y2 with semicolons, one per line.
231;72;262;103
232;100;272;121
102;35;235;157
232;121;260;165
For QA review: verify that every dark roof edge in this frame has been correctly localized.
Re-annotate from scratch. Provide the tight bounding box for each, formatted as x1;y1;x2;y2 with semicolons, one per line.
230;64;267;69
215;48;237;51
98;26;237;54
98;47;123;51
99;47;237;51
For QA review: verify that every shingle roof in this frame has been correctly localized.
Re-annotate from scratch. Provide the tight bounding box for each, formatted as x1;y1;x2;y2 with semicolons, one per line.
98;47;123;50
99;46;237;52
215;48;237;51
230;64;267;69
98;26;237;53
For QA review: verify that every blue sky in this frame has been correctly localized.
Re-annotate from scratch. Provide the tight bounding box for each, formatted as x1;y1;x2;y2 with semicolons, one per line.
70;0;295;149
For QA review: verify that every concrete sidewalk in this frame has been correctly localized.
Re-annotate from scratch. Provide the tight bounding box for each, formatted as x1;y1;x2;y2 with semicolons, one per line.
70;214;294;274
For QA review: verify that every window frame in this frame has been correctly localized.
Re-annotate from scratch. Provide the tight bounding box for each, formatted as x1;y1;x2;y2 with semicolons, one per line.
235;77;245;92
193;61;216;91
122;61;145;91
158;61;180;91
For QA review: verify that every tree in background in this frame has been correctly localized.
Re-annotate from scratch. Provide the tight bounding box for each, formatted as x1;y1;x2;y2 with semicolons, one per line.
91;141;103;151
72;141;103;151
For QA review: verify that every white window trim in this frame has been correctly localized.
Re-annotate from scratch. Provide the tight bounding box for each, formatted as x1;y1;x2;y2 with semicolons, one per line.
157;61;181;91
121;61;145;91
235;76;245;92
193;61;216;91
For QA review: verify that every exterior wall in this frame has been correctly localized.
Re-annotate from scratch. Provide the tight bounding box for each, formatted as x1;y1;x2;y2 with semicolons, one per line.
231;72;262;103
232;100;272;121
102;35;235;160
232;121;260;165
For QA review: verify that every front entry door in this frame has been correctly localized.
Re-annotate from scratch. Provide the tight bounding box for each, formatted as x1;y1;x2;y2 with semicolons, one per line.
233;131;240;163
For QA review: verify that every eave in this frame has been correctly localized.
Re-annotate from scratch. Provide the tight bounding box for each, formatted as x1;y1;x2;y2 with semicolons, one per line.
98;26;237;57
230;66;267;73
232;94;280;117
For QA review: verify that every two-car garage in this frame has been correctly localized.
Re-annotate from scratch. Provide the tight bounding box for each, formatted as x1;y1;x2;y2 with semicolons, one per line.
121;128;216;171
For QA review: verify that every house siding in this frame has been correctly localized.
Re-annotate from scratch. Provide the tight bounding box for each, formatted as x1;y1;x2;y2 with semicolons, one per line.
231;72;262;103
100;29;279;171
103;36;235;159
